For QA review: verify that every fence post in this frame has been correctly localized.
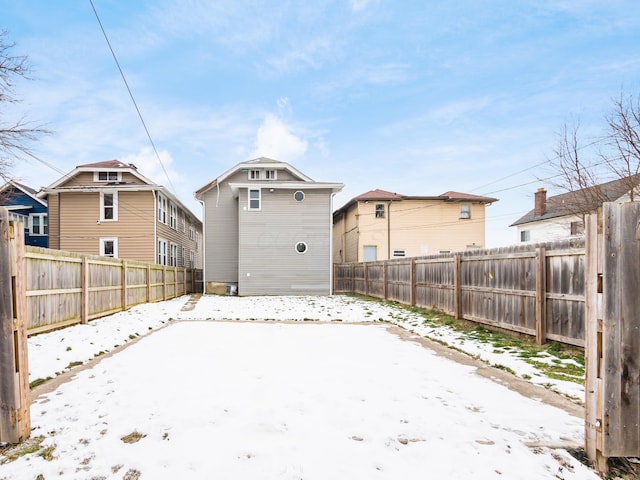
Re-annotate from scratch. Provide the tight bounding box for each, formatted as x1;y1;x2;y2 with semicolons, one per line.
0;209;30;443
410;258;416;306
364;262;369;297
146;264;151;302
383;262;388;300
535;246;547;345
163;265;167;301
453;254;461;319
81;256;89;324
121;260;128;311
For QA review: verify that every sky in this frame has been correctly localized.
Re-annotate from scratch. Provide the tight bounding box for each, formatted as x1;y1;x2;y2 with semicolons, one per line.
1;0;639;247
1;295;598;479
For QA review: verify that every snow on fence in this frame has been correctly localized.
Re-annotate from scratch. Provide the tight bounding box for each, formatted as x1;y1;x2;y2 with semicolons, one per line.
334;238;586;347
24;245;202;335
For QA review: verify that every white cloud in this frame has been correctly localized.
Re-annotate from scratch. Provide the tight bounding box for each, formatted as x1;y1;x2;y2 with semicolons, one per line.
250;114;308;162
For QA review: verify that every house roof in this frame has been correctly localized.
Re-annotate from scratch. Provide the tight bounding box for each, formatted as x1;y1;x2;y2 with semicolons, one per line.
38;160;201;223
333;189;498;216
0;180;48;207
510;175;640;227
194;157;343;198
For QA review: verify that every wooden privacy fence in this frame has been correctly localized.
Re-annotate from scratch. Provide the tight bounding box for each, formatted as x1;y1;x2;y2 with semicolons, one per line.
334;238;586;347
25;245;202;335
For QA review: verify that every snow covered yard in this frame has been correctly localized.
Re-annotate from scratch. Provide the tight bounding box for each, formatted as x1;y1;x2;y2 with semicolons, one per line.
0;295;600;479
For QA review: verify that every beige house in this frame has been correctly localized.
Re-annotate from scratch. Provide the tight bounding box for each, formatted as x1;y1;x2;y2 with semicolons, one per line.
39;160;202;268
333;189;498;263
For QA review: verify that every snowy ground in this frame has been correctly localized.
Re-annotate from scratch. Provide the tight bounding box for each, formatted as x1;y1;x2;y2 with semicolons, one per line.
0;294;599;479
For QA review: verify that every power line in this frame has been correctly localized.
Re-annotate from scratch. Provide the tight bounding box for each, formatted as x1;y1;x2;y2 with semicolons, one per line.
89;0;176;196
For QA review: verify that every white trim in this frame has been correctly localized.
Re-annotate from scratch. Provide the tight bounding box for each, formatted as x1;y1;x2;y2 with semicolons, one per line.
100;237;118;257
100;191;118;221
169;242;178;267
157;237;168;265
94;171;122;182
29;213;48;236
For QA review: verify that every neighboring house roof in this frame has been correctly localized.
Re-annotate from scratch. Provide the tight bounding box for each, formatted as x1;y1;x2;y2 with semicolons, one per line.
510;176;640;227
195;157;343;198
0;180;48;207
333;189;498;216
38;160;201;223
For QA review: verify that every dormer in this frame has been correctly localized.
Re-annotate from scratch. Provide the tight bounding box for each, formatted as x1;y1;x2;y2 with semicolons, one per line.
248;168;277;180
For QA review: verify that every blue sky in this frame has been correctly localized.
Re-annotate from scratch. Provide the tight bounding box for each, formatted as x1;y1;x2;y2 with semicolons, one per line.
2;0;639;247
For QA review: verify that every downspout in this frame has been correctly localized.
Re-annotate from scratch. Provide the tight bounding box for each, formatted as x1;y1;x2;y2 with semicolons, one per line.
330;192;337;295
198;196;206;294
387;200;392;260
152;190;157;264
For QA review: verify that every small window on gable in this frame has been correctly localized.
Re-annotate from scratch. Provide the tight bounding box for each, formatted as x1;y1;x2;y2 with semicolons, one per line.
460;205;471;219
375;204;385;218
95;171;120;182
249;169;261;180
265;169;277;180
249;189;261;210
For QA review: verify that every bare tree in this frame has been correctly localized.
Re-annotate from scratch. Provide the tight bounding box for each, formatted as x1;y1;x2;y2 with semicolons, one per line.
0;29;48;186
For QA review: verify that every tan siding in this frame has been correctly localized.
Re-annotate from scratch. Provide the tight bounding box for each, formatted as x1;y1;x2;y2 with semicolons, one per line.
58;190;155;263
156;202;203;268
60;172;94;187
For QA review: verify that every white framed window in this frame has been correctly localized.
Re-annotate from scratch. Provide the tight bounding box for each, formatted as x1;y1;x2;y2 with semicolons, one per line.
460;205;471;219
157;194;167;224
393;250;406;257
170;204;178;229
520;230;530;242
157;238;167;265
182;246;187;267
100;237;118;257
181;212;186;233
94;171;121;182
189;223;194;240
100;191;117;221
293;190;305;202
375;204;385;218
249;169;261;180
29;213;48;236
249;189;261;210
169;243;178;267
195;232;199;252
265;169;277;180
189;250;195;269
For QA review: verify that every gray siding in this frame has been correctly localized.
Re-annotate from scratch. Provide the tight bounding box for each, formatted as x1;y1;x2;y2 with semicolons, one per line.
202;183;239;283
237;187;332;295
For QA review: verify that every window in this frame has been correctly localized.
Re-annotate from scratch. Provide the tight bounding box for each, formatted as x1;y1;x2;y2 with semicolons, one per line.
265;169;277;180
295;241;308;254
293;190;305;202
363;245;377;262
30;214;48;235
95;171;120;182
169;243;178;267
189;223;194;240
181;212;186;233
182;246;187;267
375;204;385;218
189;250;195;269
170;204;178;229
392;250;406;257
101;192;117;221
520;230;530;242
249;169;261;180
249;189;261;210
157;194;167;224
570;221;584;236
157;238;167;265
460;205;471;219
100;237;118;257
195;232;199;252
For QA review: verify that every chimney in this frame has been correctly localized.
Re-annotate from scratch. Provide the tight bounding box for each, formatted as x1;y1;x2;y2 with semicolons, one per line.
534;188;547;216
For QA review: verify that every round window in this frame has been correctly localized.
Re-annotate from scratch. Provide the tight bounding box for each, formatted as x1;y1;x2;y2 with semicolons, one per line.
295;241;308;254
293;190;305;202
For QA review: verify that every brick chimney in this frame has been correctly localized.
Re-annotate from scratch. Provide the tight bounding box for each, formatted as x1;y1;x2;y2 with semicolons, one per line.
534;188;547;216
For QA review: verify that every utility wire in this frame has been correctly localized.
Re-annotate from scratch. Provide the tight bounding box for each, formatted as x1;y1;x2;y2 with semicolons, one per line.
89;0;176;196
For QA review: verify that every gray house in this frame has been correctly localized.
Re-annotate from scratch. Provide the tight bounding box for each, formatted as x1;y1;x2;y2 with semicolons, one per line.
195;158;343;296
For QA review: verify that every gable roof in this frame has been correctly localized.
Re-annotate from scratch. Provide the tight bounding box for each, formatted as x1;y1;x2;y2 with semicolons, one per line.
44;160;156;190
510;175;640;227
333;189;498;216
195;157;341;198
0;180;47;207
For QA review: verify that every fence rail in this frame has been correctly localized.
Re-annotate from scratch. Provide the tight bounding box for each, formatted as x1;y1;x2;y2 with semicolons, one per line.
334;238;586;347
25;246;202;335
